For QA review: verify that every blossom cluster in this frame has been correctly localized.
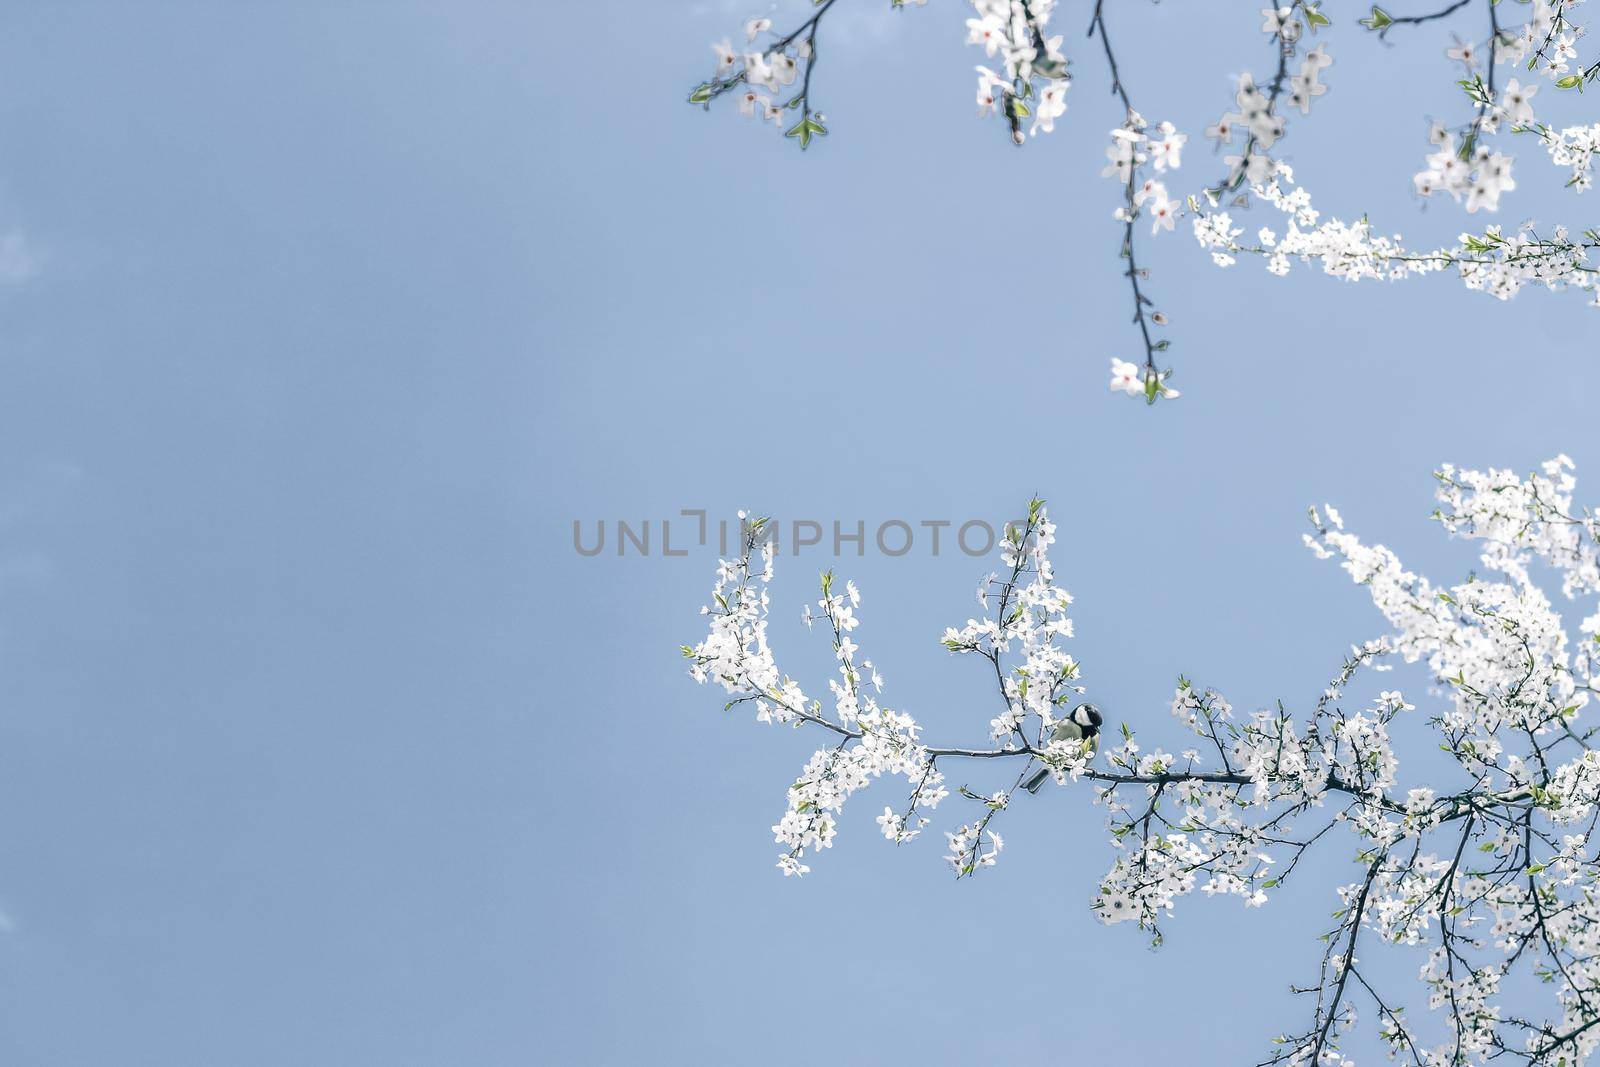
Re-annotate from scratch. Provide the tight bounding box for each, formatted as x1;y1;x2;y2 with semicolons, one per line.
685;459;1600;1064
1105;114;1186;235
942;501;1085;748
1195;162;1600;303
691;11;829;148
1515;0;1596;87
690;3;1600;400
1396;0;1596;215
1414;118;1520;214
688;501;1087;878
1205;39;1333;193
1108;357;1176;401
685;515;953;877
967;0;1070;143
1287;457;1600;1064
1531;119;1600;192
1097;106;1187;403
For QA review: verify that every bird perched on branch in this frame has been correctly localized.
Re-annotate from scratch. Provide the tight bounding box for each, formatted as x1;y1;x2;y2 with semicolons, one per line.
1022;703;1103;794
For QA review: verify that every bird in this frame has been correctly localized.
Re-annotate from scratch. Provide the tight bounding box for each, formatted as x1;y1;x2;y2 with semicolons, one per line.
1022;703;1103;794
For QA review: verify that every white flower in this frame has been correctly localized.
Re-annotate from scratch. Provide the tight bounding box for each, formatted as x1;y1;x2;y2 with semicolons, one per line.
1148;194;1177;234
876;807;903;840
965;15;1007;56
974;66;1004;116
1498;78;1538;126
1206;113;1242;144
1031;81;1069;136
1102;137;1137;182
743;51;775;91
1108;358;1142;396
776;855;809;877
1147;122;1186;171
1447;36;1478;67
1301;43;1333;76
1260;6;1300;41
771;53;799;89
745;17;771;42
711;39;737;78
1225;149;1274;186
1099;891;1139;924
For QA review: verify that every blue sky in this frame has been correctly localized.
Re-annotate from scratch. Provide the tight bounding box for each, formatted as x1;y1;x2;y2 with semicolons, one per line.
0;2;1596;1064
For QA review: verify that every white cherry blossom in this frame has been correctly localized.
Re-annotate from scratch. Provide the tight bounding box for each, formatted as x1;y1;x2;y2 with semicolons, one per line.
686;0;1598;398
688;459;1600;1064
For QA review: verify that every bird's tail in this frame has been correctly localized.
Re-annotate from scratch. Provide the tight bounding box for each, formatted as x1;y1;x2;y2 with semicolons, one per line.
1022;767;1050;794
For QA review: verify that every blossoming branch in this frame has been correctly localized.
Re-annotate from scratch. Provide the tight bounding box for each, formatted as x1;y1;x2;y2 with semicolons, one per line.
687;1;1598;405
684;458;1600;1065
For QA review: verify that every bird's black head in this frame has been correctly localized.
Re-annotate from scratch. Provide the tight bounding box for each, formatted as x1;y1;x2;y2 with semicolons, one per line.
1072;703;1103;736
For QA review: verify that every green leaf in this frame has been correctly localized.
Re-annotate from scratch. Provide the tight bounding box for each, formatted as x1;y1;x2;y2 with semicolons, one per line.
688;83;715;105
1557;75;1583;89
1358;5;1392;30
784;116;829;149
